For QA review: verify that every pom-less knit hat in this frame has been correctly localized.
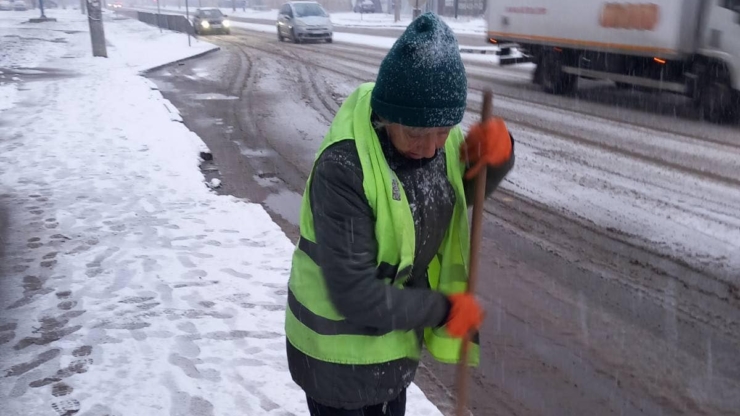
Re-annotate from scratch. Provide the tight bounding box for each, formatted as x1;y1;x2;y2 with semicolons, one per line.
371;12;467;128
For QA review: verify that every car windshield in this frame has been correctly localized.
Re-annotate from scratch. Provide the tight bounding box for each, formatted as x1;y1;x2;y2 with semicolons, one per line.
200;10;223;18
293;3;326;17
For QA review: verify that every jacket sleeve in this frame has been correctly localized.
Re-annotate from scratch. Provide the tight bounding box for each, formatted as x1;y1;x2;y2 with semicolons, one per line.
464;133;516;206
310;144;451;333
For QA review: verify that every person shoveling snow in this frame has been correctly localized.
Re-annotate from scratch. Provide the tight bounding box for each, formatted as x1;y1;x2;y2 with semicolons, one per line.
285;13;515;416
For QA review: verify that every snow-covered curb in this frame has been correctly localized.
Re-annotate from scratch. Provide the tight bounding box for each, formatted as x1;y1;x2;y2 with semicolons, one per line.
140;47;222;74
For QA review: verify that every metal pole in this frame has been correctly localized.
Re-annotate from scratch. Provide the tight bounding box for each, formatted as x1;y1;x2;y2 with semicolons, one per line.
157;0;162;32
186;0;191;46
454;89;493;416
39;0;46;18
86;0;108;57
232;0;235;11
453;0;458;18
393;0;399;22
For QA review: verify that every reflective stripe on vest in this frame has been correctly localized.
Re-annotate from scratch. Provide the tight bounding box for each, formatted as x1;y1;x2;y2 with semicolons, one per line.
285;83;479;366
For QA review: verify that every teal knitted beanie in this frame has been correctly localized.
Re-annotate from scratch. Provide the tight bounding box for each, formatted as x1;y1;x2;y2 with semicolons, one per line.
371;12;467;128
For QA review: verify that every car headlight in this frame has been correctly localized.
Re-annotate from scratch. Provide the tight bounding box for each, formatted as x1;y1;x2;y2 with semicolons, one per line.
222;19;230;28
201;21;210;28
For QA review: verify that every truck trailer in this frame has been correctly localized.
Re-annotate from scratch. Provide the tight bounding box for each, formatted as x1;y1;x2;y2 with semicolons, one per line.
487;0;740;122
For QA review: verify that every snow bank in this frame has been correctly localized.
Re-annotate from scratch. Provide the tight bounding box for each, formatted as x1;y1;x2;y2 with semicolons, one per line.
0;9;443;416
234;20;498;57
329;11;486;35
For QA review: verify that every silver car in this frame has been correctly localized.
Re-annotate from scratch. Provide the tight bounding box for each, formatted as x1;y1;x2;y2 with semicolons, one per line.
12;0;27;10
277;1;333;44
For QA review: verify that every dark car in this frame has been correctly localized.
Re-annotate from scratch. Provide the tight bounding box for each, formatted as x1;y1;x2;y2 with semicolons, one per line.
192;8;232;35
353;0;375;13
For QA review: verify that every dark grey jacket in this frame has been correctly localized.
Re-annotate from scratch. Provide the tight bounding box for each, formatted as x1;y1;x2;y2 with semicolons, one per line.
287;119;515;409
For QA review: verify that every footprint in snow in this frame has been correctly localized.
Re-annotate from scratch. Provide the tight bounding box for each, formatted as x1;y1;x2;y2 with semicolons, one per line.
51;398;80;416
51;382;73;397
72;346;92;357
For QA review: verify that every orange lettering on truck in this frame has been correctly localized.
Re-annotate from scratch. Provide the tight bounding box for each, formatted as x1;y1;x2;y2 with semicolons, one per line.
599;3;659;31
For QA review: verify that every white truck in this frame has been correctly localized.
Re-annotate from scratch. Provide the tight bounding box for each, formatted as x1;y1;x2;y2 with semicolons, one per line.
487;0;740;122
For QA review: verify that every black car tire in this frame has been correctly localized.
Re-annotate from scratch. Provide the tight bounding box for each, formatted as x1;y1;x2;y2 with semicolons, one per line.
326;37;332;43
278;29;284;41
292;28;301;44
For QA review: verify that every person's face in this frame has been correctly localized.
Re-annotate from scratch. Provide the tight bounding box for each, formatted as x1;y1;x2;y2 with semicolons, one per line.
386;124;452;159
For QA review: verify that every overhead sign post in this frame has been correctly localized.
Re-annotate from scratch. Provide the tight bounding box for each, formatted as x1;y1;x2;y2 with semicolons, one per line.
408;0;427;19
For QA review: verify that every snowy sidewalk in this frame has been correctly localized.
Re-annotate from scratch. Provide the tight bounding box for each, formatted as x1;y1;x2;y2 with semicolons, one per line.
0;10;443;416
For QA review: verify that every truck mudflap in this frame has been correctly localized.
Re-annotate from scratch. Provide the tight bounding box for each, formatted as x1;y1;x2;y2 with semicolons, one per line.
496;44;534;66
500;56;534;66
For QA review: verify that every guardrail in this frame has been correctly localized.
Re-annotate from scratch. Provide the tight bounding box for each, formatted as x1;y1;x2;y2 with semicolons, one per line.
115;9;195;36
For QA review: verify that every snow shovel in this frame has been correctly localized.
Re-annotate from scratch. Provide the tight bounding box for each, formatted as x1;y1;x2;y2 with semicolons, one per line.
455;89;493;416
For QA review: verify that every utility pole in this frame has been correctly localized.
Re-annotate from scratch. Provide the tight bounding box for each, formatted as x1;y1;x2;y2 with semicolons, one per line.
394;0;399;22
453;0;458;18
80;0;85;14
185;0;191;46
232;0;235;11
86;0;107;57
156;0;162;32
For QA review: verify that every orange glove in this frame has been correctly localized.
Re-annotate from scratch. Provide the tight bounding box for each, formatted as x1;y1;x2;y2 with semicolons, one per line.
460;118;513;180
445;293;484;338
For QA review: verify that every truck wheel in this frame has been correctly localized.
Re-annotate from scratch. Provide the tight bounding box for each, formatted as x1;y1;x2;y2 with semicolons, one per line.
699;79;737;123
540;52;577;95
532;55;544;85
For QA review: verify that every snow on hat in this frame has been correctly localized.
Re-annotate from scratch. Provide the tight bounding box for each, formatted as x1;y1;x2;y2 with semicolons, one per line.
371;12;467;128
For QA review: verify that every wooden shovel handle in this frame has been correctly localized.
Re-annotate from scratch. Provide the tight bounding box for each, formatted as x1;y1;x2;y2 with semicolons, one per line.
455;89;493;416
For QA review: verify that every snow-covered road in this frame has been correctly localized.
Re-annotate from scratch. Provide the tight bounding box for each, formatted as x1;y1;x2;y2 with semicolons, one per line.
0;10;444;416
